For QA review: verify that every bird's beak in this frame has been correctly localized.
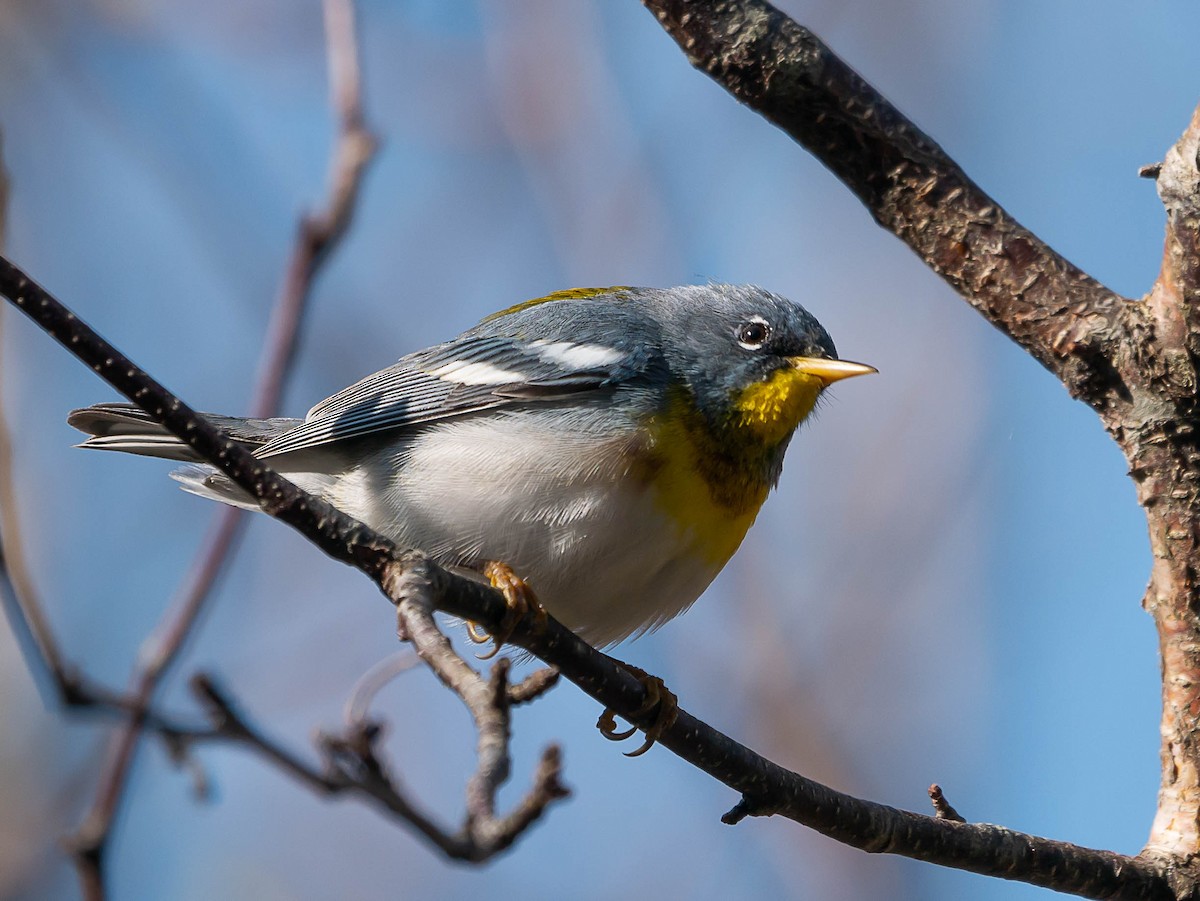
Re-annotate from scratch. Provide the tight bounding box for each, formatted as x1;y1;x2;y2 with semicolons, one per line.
788;357;878;385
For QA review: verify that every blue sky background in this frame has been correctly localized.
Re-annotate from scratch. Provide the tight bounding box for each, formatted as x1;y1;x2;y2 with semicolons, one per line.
0;1;1195;898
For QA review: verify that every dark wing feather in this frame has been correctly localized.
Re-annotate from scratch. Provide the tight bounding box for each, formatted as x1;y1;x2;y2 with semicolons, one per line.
255;335;622;459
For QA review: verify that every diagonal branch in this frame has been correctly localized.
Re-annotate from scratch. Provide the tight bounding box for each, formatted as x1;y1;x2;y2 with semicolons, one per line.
640;0;1131;411
0;255;1176;900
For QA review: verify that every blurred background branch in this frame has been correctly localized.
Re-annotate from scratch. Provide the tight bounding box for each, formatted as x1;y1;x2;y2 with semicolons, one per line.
0;1;379;898
66;0;379;892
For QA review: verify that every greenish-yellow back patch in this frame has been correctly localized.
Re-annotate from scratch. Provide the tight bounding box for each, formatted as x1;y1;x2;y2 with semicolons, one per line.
732;367;824;448
484;286;632;322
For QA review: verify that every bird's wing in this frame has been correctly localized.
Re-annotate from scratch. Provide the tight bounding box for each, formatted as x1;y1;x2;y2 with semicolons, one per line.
255;333;637;458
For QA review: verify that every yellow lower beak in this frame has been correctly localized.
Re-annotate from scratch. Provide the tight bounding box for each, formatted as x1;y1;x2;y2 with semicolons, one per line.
789;357;877;385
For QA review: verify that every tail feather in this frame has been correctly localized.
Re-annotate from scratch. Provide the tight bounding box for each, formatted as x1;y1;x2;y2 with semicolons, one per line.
69;402;335;511
170;465;262;510
67;403;301;463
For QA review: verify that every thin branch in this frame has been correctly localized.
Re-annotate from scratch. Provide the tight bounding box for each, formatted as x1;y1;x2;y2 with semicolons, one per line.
0;129;79;702
390;563;569;859
343;650;420;725
401;559;1174;901
0;251;1178;899
253;0;377;418
507;666;561;706
640;0;1130;411
0;242;79;703
193;659;565;863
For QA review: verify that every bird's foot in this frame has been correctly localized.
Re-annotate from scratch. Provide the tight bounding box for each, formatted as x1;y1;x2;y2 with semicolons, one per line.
467;560;547;659
597;663;678;757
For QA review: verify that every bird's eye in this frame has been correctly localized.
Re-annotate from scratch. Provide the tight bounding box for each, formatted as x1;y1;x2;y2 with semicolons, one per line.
737;319;771;349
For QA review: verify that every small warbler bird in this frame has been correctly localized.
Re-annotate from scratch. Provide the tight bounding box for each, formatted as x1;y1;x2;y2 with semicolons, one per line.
69;284;873;649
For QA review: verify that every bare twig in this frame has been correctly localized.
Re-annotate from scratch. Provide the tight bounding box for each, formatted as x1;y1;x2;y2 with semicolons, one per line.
152;670;527;858
0;130;79;702
928;785;964;823
253;0;377;417
507;666;561;706
0;251;1178;899
193;654;564;863
343;651;420;725
390;563;570;859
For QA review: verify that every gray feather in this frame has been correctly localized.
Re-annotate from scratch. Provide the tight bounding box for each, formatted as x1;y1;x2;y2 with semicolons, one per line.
67;403;300;462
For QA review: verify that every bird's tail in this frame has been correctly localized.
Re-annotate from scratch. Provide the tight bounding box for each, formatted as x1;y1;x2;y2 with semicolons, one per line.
67;402;305;509
68;402;300;461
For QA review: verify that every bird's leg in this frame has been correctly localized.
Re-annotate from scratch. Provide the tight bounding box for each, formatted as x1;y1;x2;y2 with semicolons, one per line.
597;662;678;757
468;560;548;659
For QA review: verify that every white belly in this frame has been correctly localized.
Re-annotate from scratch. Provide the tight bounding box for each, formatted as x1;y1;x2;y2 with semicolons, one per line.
322;411;730;647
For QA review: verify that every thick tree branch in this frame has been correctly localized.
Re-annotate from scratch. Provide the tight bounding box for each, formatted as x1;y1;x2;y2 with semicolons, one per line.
0;256;1176;900
1149;104;1200;375
640;0;1130;410
1125;103;1200;873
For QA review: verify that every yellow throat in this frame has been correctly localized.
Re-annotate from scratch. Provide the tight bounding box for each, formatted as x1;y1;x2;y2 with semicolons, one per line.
644;369;824;568
731;366;825;449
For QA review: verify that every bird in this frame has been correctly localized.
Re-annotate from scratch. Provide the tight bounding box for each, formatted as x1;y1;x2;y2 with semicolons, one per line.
69;284;873;750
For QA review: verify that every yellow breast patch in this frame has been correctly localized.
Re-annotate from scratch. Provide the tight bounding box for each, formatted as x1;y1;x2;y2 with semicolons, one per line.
644;425;761;567
639;391;764;569
639;370;824;568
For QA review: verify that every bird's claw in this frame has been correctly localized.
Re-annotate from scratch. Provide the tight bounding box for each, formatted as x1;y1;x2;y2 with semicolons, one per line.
467;560;546;659
597;664;678;757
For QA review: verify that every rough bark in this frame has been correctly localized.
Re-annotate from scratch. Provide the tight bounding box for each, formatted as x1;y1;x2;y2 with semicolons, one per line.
1127;108;1200;878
